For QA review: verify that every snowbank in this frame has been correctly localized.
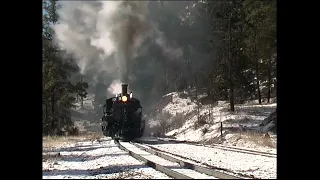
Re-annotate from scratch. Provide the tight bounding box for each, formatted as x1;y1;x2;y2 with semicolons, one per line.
43;138;171;179
147;91;277;151
148;143;276;179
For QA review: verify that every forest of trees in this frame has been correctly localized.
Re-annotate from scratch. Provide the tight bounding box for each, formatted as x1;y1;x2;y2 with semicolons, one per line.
42;0;276;135
133;0;276;112
42;0;89;135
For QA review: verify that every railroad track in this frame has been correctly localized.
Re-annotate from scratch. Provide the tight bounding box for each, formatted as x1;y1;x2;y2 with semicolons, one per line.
114;139;241;179
155;138;276;158
135;140;260;179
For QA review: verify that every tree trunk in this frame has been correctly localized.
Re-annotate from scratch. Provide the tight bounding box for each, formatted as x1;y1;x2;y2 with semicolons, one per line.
207;73;212;96
194;75;197;90
51;95;55;118
50;90;56;134
224;89;229;100
45;103;48;121
165;67;168;88
229;83;235;112
209;104;212;122
81;97;84;108
228;14;235;112
187;61;192;88
80;76;84;108
254;46;262;104
197;102;200;126
267;59;272;103
255;60;262;104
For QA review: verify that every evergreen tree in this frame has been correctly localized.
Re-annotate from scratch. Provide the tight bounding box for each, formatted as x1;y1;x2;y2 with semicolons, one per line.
42;0;89;135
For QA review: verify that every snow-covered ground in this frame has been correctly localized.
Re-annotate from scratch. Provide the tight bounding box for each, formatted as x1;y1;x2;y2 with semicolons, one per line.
148;92;277;152
146;143;276;179
43;135;276;179
43;90;276;179
145;91;277;178
120;142;218;179
43;137;171;179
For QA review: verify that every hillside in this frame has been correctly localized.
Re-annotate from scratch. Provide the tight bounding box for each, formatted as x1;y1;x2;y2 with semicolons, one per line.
146;91;277;152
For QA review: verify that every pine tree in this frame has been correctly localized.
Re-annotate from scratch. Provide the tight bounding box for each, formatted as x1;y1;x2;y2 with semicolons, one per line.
42;0;88;135
76;75;89;108
243;0;276;103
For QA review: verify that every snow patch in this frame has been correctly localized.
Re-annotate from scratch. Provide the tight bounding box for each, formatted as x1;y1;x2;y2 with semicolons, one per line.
148;143;276;179
147;91;277;151
43;138;171;179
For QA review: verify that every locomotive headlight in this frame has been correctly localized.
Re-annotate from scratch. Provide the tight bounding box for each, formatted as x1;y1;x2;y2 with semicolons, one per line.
122;96;128;102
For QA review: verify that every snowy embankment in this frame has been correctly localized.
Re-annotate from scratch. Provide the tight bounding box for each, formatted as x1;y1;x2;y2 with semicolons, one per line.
43;137;171;179
146;92;277;179
146;143;276;179
148;92;277;152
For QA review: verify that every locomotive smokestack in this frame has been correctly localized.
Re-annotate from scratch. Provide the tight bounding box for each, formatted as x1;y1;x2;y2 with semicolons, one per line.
122;84;128;96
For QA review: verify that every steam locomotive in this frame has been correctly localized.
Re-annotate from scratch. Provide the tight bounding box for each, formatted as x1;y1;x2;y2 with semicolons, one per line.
100;84;145;141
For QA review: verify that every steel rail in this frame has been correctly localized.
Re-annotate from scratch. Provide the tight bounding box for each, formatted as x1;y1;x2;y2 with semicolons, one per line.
132;141;241;179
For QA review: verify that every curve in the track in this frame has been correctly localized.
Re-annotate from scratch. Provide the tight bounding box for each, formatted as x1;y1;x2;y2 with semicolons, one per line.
155;138;276;158
136;140;260;179
114;139;242;179
132;141;241;179
115;139;194;179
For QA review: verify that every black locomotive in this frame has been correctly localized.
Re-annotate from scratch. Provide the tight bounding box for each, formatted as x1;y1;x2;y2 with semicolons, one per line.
100;84;145;141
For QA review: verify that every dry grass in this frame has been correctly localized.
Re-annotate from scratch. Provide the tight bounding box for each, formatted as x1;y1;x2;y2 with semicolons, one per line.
238;131;276;148
43;132;104;149
112;170;153;179
203;131;276;148
42;153;63;164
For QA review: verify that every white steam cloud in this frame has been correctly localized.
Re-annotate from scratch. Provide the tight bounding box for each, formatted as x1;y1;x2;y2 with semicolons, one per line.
107;79;122;96
53;1;183;92
53;1;151;83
